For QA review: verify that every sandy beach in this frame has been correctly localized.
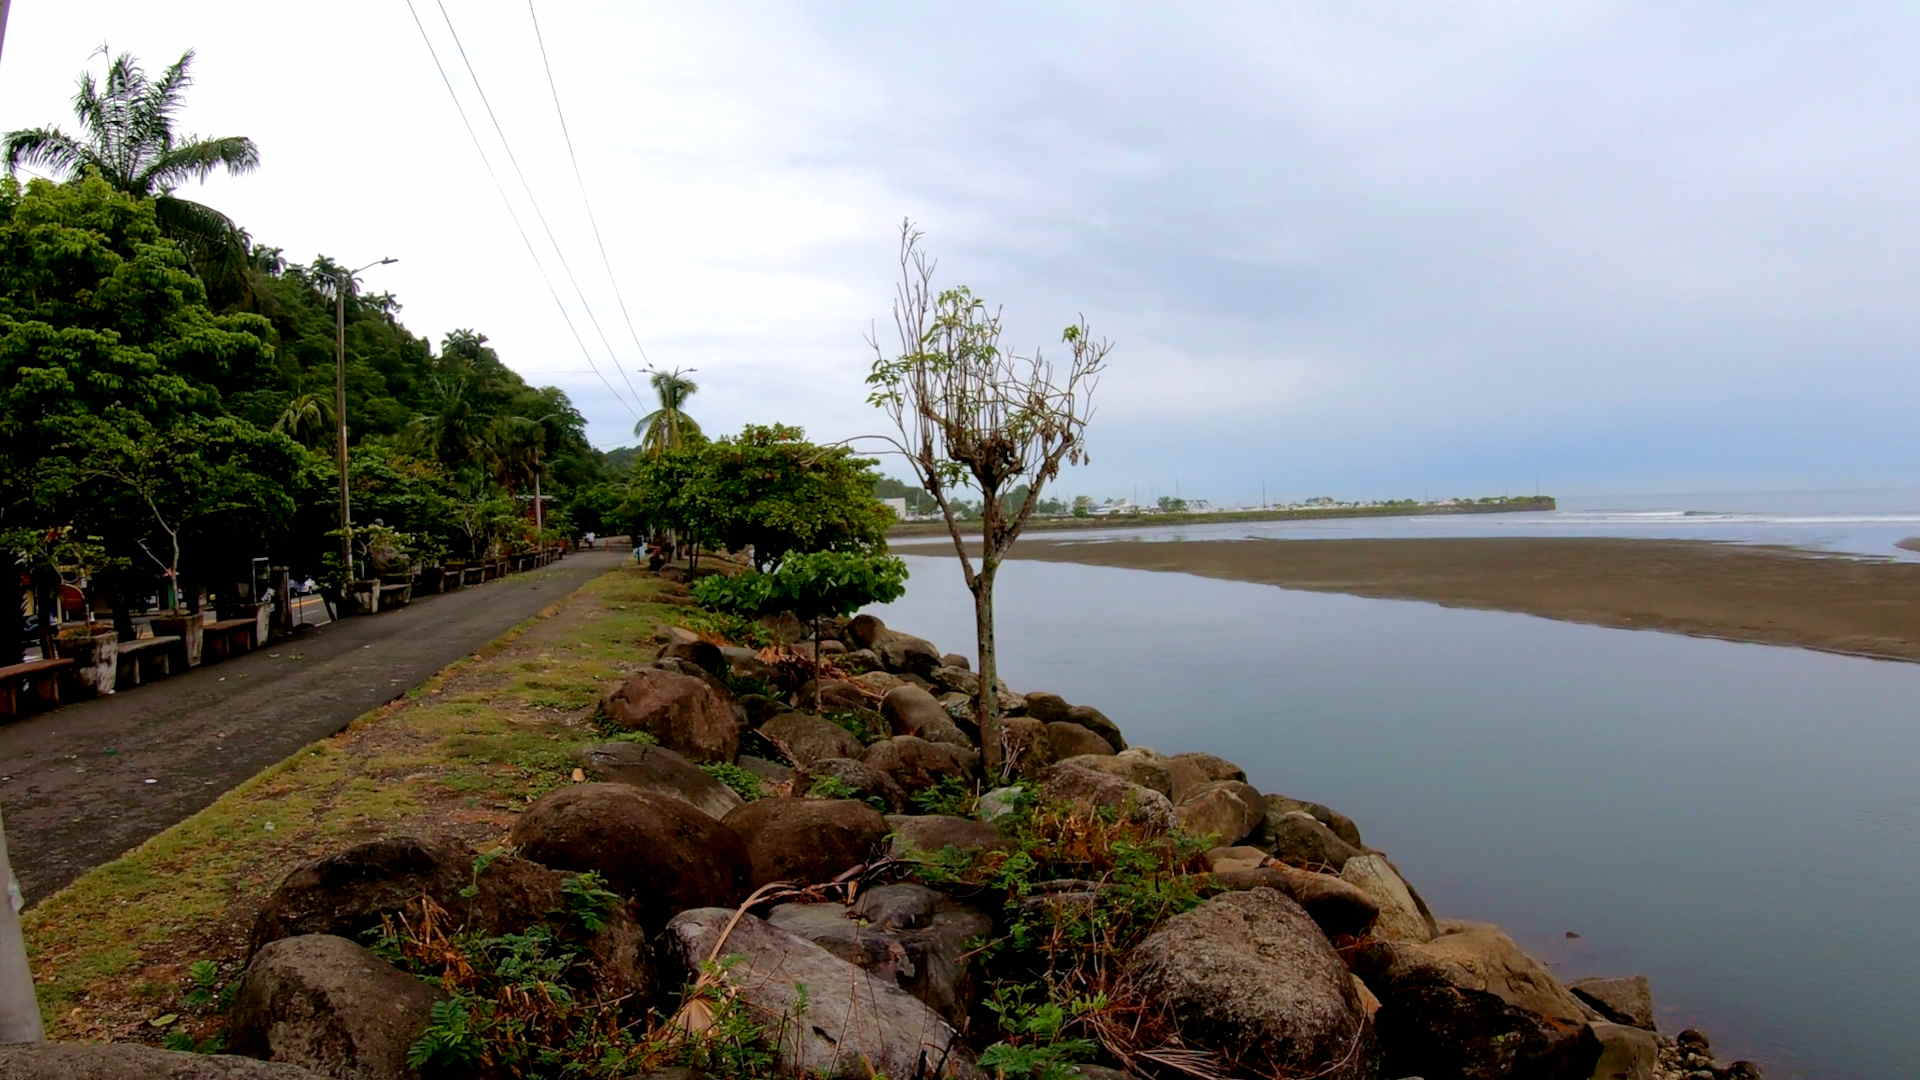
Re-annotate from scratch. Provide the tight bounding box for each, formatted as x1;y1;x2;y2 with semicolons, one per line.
987;536;1920;663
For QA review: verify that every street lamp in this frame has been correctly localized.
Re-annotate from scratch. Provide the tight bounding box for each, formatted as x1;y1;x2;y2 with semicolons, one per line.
335;257;397;603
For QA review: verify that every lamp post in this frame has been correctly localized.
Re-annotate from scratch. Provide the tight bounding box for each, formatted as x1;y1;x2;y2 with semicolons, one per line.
335;258;396;606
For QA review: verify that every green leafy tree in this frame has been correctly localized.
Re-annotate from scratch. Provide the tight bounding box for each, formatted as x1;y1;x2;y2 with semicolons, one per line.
634;368;702;456
694;550;908;707
866;221;1109;777
4;49;259;280
702;424;893;571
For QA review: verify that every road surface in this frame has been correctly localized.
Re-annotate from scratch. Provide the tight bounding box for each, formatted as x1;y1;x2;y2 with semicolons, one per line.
0;549;628;904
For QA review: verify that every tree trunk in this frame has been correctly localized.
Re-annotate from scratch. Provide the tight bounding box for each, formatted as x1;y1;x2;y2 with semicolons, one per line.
971;569;1003;779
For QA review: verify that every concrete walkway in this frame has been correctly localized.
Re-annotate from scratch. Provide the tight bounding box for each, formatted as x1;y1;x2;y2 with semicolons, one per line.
0;549;628;904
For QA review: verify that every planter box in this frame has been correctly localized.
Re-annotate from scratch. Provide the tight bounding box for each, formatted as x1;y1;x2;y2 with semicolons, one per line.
151;613;206;667
54;627;118;698
350;579;380;614
418;567;445;594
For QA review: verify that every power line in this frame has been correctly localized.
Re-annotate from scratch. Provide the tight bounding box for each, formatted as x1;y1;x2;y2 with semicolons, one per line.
432;0;643;428
527;1;656;388
526;0;653;410
399;0;640;423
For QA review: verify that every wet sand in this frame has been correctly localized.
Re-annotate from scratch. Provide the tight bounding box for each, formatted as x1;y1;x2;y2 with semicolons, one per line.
995;537;1920;663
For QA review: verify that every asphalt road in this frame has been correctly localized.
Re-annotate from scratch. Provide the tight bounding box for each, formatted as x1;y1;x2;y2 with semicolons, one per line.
0;549;628;904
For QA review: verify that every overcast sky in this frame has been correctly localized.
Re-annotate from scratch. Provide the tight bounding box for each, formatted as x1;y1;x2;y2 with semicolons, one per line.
5;2;1918;505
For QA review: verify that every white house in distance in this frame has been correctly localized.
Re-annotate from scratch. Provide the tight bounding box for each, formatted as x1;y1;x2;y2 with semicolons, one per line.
881;497;909;519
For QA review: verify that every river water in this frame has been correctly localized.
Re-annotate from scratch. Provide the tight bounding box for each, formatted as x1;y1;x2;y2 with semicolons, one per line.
868;552;1920;1079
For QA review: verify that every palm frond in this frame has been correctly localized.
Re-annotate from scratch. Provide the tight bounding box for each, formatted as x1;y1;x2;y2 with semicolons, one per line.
153;195;246;264
142;51;197;150
142;135;259;192
2;127;94;178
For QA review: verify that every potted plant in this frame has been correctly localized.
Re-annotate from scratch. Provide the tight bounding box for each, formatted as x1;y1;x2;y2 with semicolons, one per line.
54;621;119;697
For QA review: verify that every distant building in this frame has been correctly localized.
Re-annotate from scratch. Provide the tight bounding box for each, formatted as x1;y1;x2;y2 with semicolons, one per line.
881;497;909;519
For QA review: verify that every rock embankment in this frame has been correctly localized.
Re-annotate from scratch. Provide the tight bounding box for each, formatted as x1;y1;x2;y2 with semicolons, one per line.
15;588;1775;1080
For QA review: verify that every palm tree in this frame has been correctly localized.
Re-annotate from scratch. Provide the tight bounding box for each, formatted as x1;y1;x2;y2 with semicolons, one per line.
3;49;259;273
635;369;702;456
272;393;334;447
408;370;485;470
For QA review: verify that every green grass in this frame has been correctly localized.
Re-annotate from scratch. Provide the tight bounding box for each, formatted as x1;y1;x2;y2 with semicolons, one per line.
22;563;691;1033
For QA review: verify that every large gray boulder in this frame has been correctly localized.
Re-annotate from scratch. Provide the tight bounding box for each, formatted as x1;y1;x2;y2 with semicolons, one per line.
1057;752;1172;796
0;1044;327;1079
1174;779;1265;845
580;740;744;819
1169;751;1247;784
1570;975;1656;1030
1206;864;1380;938
1123;889;1371;1080
666;908;980;1078
1041;762;1174;830
228;935;440;1080
1356;920;1591;1028
845;614;943;677
760;712;865;766
1374;975;1602;1080
1588;1022;1658;1080
1265;794;1365;849
596;668;740;763
510;783;750;928
794;756;907;811
881;685;956;739
1021;693;1125;751
886;814;1008;859
1044;721;1116;760
865;735;979;792
1266;810;1363;871
765;884;994;1024
1339;854;1438;943
247;835;650;1002
724;797;890;887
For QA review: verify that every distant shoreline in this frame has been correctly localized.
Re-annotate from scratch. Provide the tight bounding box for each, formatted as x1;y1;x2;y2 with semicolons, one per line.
885;496;1556;539
930;535;1920;664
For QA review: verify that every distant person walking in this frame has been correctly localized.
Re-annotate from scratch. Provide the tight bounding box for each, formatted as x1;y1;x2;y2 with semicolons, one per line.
583;531;596;549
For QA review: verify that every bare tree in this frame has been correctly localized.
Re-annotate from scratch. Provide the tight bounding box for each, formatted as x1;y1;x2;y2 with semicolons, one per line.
866;221;1110;776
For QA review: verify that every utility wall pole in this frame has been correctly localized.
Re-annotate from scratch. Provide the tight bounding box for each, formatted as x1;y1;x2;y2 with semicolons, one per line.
0;806;43;1043
334;275;353;595
0;5;43;1046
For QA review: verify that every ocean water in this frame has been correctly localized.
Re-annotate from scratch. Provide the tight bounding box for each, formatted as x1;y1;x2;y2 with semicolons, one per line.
896;488;1920;560
868;552;1920;1079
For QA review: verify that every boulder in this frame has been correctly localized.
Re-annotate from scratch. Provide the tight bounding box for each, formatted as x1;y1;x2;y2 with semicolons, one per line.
1356;920;1591;1027
1204;845;1271;873
246;836;650;1003
511;783;750;928
940;653;970;670
882;684;955;739
1206;865;1380;938
760;712;864;766
874;630;942;677
1040;762;1175;831
929;664;979;696
1264;794;1365;849
886;814;1008;859
1340;854;1438;943
1169;751;1247;784
1198;857;1382;933
975;785;1027;823
1570;975;1657;1031
1123;889;1371;1080
1058;752;1172;796
841;647;882;673
843;612;890;650
1266;810;1362;871
737;754;794;786
657;639;726;678
765;884;994;1024
817;638;848;655
1160;754;1211;801
658;625;702;646
1174;780;1265;845
665;908;979;1078
1587;1022;1657;1080
650;657;733;699
865;735;979;792
0;1044;329;1078
228;935;441;1080
1044;721;1115;760
580;740;744;820
597;668;740;763
1021;690;1072;723
794;756;907;811
999;716;1056;779
737;693;787;729
724;797;890;887
1063;703;1126;750
1374;976;1601;1080
812;679;881;713
719;645;777;683
854;670;911;696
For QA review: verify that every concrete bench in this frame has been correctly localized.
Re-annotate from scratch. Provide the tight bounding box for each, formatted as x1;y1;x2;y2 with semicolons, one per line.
202;618;257;662
1;657;76;718
115;635;184;689
376;582;413;610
